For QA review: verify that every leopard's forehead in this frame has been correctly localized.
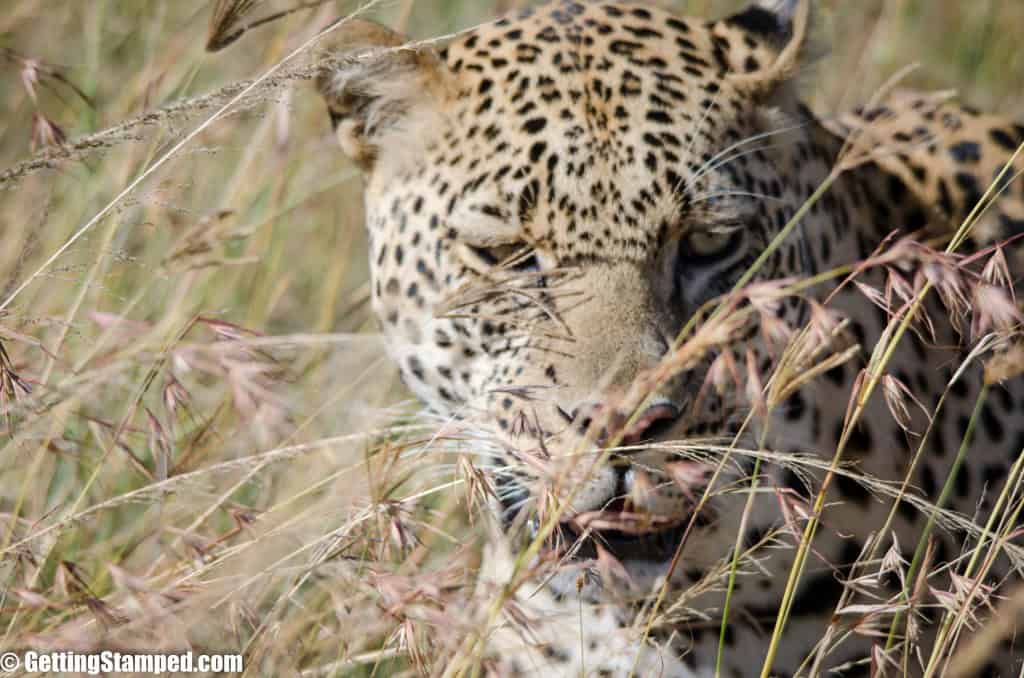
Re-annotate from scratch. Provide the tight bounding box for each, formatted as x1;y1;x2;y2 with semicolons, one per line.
444;2;781;94
401;1;789;262
356;1;809;411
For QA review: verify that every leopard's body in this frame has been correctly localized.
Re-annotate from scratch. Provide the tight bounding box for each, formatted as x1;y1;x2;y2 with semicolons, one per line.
315;1;1024;675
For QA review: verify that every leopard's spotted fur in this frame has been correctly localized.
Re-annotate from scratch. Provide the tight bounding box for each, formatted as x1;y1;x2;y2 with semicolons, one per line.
315;1;1024;674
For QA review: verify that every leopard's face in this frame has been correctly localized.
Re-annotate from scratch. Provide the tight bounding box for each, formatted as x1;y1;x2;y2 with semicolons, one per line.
318;0;826;574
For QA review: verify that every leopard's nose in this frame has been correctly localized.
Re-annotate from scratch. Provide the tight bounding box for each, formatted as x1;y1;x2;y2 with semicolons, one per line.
563;400;681;446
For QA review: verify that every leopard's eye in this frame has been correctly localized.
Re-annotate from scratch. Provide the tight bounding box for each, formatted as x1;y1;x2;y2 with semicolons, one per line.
462;243;540;273
679;229;739;261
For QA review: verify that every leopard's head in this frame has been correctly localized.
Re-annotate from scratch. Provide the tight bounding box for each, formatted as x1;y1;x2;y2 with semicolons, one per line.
316;0;830;583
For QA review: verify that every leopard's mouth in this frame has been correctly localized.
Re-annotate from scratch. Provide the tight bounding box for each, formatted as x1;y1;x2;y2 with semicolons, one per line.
555;496;717;563
555;519;688;563
497;401;721;564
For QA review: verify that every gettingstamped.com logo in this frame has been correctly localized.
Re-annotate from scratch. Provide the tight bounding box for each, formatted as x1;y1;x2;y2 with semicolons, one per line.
1;650;243;674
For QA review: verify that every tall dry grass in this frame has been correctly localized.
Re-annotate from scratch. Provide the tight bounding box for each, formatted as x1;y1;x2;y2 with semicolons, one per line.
0;1;1022;676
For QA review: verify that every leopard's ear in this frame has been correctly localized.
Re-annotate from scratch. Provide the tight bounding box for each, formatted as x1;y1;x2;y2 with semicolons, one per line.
748;1;806;32
315;19;448;171
721;0;815;101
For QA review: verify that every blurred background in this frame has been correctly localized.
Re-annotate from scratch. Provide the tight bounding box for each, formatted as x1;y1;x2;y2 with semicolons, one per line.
0;0;1021;674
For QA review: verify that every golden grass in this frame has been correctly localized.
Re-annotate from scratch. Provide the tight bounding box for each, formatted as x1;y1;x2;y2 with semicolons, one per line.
0;1;1022;676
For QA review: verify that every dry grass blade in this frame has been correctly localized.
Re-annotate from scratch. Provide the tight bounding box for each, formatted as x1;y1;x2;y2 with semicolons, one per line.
29;112;66;151
208;0;263;51
0;46;94;109
948;586;1024;678
0;60;324;189
207;0;336;52
0;339;33;437
0;7;368;314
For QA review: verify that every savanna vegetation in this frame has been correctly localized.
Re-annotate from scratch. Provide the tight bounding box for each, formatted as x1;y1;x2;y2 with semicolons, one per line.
0;1;1022;675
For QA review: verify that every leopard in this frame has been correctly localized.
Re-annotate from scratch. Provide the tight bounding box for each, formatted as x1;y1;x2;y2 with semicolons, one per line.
314;0;1024;675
